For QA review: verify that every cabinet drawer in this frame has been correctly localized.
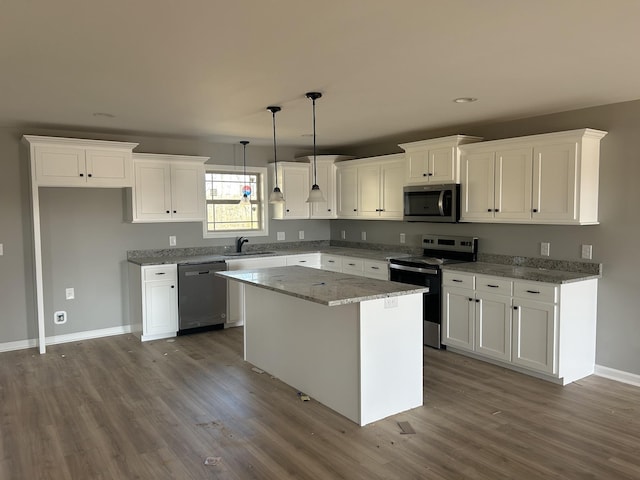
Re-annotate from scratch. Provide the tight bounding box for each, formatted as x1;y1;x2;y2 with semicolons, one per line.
513;281;557;303
321;254;343;272
363;260;388;280
476;275;512;295
442;271;475;289
285;253;320;267
342;257;364;275
143;265;177;282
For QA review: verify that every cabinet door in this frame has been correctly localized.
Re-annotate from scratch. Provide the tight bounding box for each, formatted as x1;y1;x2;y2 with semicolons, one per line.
379;160;405;219
512;298;557;374
144;280;178;337
170;164;205;221
460;151;495;221
494;148;533;221
429;146;456;183
310;160;336;219
442;286;475;351
134;161;172;221
357;164;381;218
285;253;321;268
475;293;512;362
337;166;359;217
363;260;388;280
282;165;310;219
406;149;430;183
532;142;578;223
33;145;86;186
321;254;342;272
85;149;133;187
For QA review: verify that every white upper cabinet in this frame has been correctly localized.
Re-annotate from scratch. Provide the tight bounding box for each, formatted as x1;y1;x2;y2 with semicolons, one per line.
270;156;352;220
24;136;138;187
400;135;483;185
460;129;607;225
337;154;405;220
270;162;310;219
129;153;208;223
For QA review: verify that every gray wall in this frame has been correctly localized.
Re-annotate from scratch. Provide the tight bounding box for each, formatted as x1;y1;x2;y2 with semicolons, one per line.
333;99;640;375
2;99;640;377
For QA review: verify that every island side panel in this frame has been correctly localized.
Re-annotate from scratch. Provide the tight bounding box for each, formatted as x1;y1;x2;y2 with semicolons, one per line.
359;293;424;426
243;284;361;424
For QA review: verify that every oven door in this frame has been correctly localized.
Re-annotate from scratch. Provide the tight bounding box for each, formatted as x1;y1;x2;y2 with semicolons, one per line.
389;263;442;348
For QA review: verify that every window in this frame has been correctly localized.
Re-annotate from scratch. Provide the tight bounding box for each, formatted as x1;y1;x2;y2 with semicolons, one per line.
203;165;268;238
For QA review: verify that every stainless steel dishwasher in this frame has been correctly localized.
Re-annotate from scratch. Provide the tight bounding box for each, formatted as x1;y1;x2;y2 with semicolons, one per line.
177;261;227;334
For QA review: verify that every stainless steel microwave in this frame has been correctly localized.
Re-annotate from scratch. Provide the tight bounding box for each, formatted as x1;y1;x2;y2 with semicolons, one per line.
403;184;460;222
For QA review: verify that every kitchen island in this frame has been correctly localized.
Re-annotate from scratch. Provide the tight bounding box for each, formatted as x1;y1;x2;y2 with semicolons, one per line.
217;266;428;426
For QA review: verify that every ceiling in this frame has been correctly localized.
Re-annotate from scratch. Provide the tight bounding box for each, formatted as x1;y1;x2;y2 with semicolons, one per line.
2;0;640;149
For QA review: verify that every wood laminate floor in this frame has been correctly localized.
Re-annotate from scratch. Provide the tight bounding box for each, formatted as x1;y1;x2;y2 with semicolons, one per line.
1;327;639;479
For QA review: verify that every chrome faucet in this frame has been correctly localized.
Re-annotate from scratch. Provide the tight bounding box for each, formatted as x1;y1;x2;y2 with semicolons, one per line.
236;236;249;253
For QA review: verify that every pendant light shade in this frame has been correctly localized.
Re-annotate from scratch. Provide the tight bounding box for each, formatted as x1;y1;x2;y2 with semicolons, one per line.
267;106;285;204
238;140;251;204
305;91;326;203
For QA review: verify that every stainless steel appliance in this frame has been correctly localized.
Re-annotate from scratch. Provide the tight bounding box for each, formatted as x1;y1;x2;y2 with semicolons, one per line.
389;234;477;348
177;261;228;334
403;183;460;222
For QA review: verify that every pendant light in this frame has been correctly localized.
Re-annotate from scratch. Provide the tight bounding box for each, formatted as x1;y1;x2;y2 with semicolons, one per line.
267;106;285;204
238;140;251;204
305;91;326;203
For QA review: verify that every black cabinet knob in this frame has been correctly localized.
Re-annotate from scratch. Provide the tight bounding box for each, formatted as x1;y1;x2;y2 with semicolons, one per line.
79;173;84;177
533;208;538;213
494;209;499;212
468;298;473;302
353;209;357;212
166;210;170;214
88;174;92;178
173;210;177;214
513;306;518;310
327;209;331;212
487;209;492;212
286;209;290;212
423;173;427;177
171;285;175;288
475;299;480;303
428;173;433;176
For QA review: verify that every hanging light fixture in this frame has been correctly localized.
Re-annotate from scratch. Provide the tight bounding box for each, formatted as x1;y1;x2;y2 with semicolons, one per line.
238;140;251;204
267;106;285;204
305;91;326;203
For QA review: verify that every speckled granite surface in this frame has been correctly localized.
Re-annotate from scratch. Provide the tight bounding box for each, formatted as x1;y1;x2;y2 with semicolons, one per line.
127;241;412;266
217;266;428;306
443;262;601;284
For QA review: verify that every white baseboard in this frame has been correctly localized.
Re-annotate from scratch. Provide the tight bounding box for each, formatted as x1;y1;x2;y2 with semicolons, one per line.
0;325;133;353
594;364;640;388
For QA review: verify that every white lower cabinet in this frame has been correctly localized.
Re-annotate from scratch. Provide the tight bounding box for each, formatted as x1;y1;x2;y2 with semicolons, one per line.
128;264;178;341
442;270;597;384
285;253;321;268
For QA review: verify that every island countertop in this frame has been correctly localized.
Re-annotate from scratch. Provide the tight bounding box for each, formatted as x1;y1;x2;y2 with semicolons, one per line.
217;266;428;306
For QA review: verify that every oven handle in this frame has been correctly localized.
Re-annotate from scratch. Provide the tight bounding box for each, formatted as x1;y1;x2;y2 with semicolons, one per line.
389;263;439;275
438;190;446;216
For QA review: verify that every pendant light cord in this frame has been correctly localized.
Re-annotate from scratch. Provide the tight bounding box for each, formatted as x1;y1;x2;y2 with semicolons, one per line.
272;110;278;187
312;96;317;185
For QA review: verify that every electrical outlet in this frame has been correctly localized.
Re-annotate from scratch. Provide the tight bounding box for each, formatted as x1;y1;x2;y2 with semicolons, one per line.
0;243;3;256
54;311;67;324
277;232;285;241
341;230;346;240
298;230;305;240
540;242;550;257
361;231;367;241
65;288;75;300
169;235;176;246
400;233;406;244
581;244;593;260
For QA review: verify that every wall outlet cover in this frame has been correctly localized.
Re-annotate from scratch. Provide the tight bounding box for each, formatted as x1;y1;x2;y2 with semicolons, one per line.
400;233;406;244
341;230;346;240
169;235;177;246
541;242;550;256
581;244;593;260
65;288;75;300
361;231;367;241
277;232;285;241
298;230;305;240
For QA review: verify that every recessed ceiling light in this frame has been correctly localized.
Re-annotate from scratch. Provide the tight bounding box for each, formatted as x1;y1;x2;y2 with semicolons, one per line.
93;112;116;118
453;97;478;103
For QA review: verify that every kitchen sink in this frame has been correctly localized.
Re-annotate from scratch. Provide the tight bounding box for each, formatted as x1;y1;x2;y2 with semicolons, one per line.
225;251;276;257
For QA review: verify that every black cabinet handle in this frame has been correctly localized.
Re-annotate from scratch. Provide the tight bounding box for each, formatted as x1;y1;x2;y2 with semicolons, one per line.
353;209;357;212
423;173;427;177
327;209;331;212
371;266;380;270
487;208;492;212
452;279;463;283
487;284;499;288
533;208;538;213
79;173;84;177
88;174;92;178
286;209;290;212
166;210;170;214
428;173;433;176
173;210;177;214
513;306;519;310
468;298;473;302
494;209;499;212
171;285;175;288
475;299;480;303
156;272;166;275
526;290;541;294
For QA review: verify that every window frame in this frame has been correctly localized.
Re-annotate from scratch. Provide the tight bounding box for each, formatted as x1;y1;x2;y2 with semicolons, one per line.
202;164;269;239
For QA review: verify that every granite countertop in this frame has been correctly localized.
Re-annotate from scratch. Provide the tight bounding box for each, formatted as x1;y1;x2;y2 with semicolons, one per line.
217;266;428;306
442;262;601;284
127;246;410;266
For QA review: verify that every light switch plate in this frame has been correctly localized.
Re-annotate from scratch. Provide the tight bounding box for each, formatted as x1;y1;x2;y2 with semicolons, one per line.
400;233;406;244
341;230;346;240
0;243;3;256
65;288;75;300
581;244;593;260
277;231;285;241
298;230;304;240
361;231;367;241
169;235;176;246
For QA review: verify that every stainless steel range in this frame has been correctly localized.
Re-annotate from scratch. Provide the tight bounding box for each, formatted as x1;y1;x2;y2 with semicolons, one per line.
389;234;477;349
